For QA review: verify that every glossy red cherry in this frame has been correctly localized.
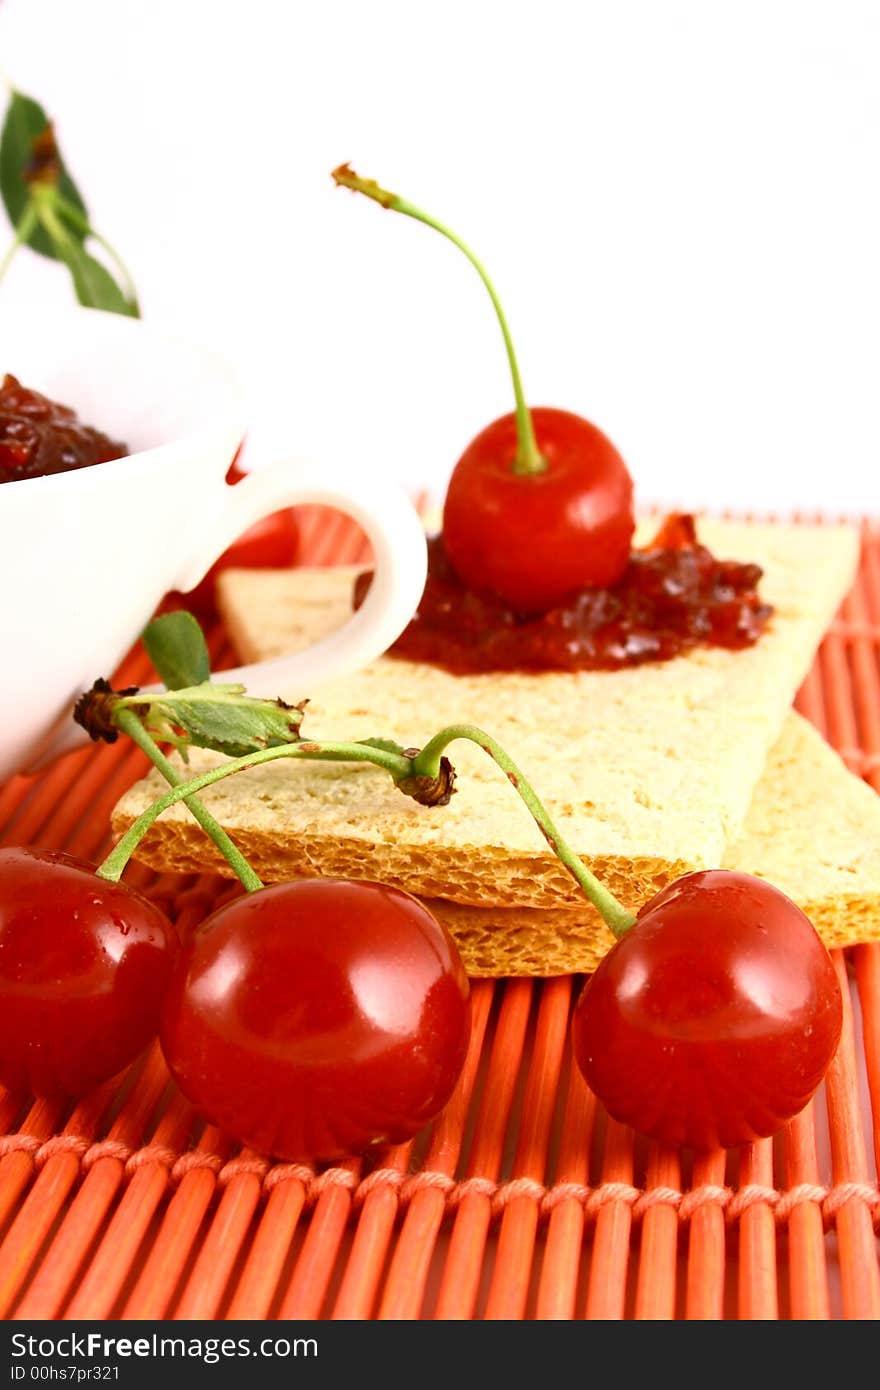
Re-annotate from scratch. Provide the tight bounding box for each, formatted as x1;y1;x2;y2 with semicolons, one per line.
333;165;636;613
160;878;471;1162
0;847;179;1099
172;455;300;619
571;870;843;1150
443;407;635;612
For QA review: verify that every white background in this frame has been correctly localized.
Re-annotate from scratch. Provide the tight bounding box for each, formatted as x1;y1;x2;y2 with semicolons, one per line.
1;0;878;517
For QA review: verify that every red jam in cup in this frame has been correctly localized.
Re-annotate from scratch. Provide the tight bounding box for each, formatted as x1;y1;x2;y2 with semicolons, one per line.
0;374;127;484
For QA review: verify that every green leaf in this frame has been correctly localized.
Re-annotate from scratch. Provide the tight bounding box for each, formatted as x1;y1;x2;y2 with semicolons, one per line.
52;232;137;315
52;191;141;315
358;736;409;757
0;90;87;260
143;692;306;759
143;612;212;690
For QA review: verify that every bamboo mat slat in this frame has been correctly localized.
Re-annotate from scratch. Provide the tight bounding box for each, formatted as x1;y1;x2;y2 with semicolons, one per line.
0;504;877;1321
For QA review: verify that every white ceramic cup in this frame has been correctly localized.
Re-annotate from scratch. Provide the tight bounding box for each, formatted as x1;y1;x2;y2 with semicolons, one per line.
0;306;427;783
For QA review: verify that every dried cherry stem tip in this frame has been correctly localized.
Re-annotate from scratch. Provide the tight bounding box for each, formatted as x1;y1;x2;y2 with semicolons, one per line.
332;162;546;478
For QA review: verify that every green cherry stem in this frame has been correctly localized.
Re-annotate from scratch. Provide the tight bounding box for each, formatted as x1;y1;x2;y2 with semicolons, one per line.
332;163;546;478
411;725;637;937
95;738;414;885
108;708;263;893
30;189;77;256
0;201;38;285
97;724;636;939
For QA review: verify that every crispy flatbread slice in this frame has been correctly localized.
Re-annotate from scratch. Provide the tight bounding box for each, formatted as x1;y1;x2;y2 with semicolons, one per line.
425;714;880;974
111;519;859;916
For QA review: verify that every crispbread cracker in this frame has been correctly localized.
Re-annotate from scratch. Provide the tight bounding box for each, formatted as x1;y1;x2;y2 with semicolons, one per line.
425;715;880;974
111;519;859;914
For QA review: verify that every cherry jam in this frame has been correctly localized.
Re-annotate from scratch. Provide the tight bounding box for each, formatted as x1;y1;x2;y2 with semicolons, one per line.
0;375;127;484
355;514;772;675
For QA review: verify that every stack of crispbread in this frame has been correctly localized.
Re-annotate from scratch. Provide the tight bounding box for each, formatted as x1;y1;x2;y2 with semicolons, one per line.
111;517;880;976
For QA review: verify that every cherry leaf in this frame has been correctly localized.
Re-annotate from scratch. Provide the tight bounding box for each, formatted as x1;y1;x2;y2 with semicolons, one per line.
51;233;137;316
0;90;87;260
142;694;306;760
143;612;212;691
358;736;408;757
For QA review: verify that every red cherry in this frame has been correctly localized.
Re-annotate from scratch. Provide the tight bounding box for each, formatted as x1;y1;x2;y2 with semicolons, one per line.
443;407;635;612
160;878;471;1162
332;167;636;615
172;456;301;619
0;847;179;1099
570;870;842;1150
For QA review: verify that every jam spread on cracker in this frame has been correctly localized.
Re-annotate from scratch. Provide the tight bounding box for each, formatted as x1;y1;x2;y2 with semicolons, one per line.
355;513;773;674
0;375;127;484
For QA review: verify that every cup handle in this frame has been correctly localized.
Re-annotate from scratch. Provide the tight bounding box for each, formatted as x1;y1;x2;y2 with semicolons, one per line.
174;456;427;693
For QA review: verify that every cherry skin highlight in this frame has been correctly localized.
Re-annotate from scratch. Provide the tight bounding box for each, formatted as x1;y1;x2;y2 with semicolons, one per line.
0;847;179;1099
160;878;472;1162
442;407;635;612
570;869;843;1150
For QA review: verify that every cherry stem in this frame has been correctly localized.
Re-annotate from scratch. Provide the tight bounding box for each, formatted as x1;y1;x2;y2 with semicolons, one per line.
0;202;38;286
98;708;263;892
332;164;546;477
95;738;414;885
98;725;636;938
411;725;637;938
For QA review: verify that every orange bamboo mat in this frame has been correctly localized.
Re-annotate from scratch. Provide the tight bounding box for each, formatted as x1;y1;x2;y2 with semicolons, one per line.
0;507;878;1322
